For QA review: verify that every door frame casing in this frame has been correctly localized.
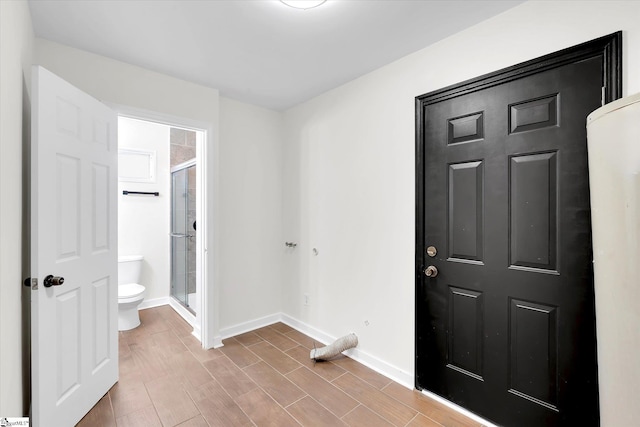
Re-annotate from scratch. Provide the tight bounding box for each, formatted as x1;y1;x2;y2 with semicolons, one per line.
414;29;622;401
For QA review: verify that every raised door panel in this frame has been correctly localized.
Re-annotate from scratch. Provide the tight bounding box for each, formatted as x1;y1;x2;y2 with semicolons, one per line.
509;94;559;134
509;152;558;273
448;112;484;145
92;163;110;253
447;287;484;380
509;299;558;411
56;155;81;261
56;288;81;403
91;277;111;372
448;161;484;263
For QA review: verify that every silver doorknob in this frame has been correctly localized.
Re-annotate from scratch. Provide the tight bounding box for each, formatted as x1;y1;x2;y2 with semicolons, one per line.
43;275;65;287
424;266;438;277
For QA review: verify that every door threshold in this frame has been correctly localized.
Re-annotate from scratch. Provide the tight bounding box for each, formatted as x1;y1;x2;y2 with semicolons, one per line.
419;390;500;427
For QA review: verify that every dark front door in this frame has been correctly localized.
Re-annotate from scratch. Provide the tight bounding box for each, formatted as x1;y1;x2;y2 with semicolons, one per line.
415;33;621;427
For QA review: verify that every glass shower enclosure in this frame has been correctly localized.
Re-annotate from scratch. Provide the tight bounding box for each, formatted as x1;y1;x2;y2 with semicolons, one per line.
171;160;197;314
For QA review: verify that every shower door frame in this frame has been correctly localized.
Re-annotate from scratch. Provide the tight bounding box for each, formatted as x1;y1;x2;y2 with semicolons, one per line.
111;103;216;349
171;159;198;316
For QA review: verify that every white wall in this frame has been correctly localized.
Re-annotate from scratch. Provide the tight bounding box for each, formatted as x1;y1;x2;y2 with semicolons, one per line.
118;117;171;302
218;97;284;331
282;0;640;385
0;0;33;416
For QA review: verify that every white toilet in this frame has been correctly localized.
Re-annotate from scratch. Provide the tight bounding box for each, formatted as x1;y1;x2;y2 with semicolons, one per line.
118;255;146;331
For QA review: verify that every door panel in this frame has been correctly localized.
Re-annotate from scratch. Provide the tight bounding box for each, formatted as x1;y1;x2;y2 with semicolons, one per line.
509;298;558;409
509;94;558;134
32;66;118;427
56;154;81;259
415;33;622;427
56;288;81;400
448;161;484;262
92;163;111;252
509;151;558;272
447;287;484;379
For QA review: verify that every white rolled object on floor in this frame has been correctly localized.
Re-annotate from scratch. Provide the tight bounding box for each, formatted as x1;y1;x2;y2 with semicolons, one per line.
310;333;358;361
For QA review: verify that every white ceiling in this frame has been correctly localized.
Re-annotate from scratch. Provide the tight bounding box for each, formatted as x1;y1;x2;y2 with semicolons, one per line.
28;0;524;111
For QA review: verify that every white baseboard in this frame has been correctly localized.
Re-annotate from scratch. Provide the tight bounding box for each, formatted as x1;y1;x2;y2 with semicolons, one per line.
279;314;335;345
280;313;414;389
342;347;414;389
219;313;282;341
211;335;224;349
191;324;202;342
419;389;499;427
139;296;170;310
219;312;413;388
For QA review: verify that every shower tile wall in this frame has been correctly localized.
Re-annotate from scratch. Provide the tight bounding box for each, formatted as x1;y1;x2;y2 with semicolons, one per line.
170;128;197;296
170;128;196;166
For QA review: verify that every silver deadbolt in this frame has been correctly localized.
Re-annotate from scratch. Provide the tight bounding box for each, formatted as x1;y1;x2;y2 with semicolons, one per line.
424;266;438;278
426;246;437;257
44;275;64;288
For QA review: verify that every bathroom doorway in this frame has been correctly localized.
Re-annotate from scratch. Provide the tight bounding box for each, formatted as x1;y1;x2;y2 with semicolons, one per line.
116;110;209;343
171;159;197;315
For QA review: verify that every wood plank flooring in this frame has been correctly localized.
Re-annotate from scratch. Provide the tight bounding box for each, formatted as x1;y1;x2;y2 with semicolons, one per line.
77;306;484;427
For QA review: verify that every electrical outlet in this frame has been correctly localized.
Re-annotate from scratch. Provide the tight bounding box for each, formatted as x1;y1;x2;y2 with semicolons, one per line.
304;294;310;306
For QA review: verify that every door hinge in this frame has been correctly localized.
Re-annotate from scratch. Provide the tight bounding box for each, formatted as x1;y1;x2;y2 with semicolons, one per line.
601;86;606;106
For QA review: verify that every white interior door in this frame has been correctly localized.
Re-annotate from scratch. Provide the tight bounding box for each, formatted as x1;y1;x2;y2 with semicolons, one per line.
31;66;118;427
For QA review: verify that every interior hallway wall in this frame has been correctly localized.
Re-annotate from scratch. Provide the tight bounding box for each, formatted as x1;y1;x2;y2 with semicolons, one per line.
118;117;171;302
218;97;284;332
0;0;34;416
282;0;640;385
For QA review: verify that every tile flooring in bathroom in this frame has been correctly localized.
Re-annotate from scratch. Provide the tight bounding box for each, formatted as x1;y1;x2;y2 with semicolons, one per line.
77;306;483;427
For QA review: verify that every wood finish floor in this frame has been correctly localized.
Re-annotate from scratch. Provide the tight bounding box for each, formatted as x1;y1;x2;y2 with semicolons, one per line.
77;306;484;427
